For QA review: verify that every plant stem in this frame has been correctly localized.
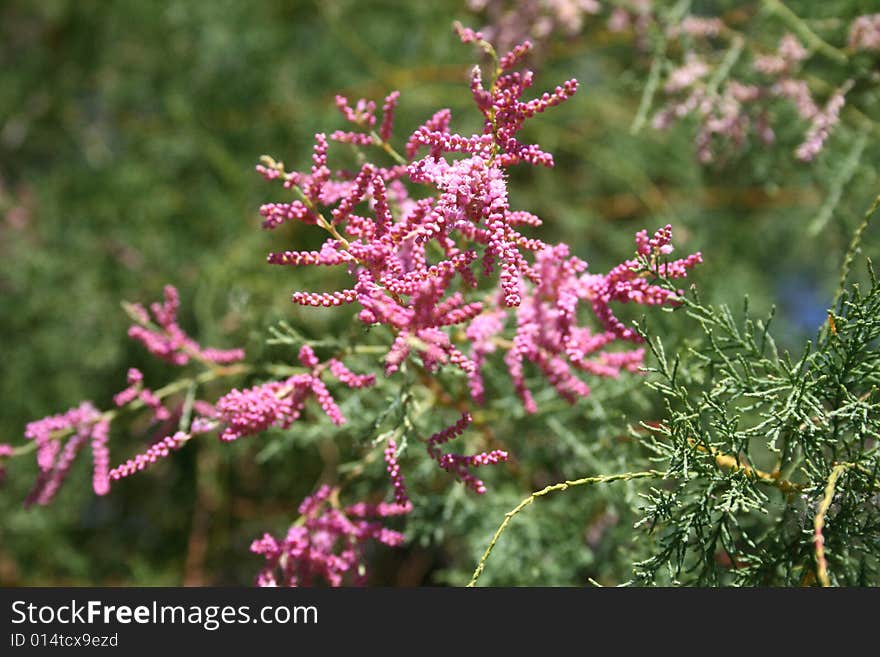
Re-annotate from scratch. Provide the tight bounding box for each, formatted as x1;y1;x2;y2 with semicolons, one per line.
762;0;849;64
834;192;880;306
688;439;802;493
369;130;407;165
814;462;852;587
7;363;251;459
761;0;848;63
467;470;663;586
630;0;691;134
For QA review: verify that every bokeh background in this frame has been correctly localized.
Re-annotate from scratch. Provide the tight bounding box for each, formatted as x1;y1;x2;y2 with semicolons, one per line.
2;0;878;585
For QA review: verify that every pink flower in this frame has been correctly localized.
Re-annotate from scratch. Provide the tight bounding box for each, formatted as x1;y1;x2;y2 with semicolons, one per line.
384;439;410;507
795;81;852;162
90;419;111;495
113;368;170;422
112;368;143;406
465;226;701;413
584;225;702;341
849;14;880;51
127;285;245;366
23;402;113;504
251;486;410;587
214;347;374;441
426;413;508;494
215;376;313;442
109;432;190;480
258;27;702;418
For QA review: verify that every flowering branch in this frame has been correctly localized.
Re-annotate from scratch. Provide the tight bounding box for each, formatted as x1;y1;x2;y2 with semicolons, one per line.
10;22;705;587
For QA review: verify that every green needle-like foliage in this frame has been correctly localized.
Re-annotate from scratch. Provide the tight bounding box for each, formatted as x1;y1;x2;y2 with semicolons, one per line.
634;257;880;585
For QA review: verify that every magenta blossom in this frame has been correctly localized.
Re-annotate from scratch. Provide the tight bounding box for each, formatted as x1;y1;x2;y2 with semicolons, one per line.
214;345;375;442
251;485;410;587
127;285;245;366
23;402;111;504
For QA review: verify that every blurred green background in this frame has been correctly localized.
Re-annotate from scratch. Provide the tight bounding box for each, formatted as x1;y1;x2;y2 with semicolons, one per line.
1;0;878;585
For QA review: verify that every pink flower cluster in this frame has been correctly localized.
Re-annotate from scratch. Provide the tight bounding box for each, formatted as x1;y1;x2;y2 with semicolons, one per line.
849;14;880;51
109;431;189;480
466;0;603;54
23;402;111;504
213;345;375;442
587;225;703;339
14;24;704;588
468;4;869;166
426;413;508;494
384;439;410;506
251;485;410;586
468;227;701;413
795;80;852;162
667;16;723;39
127;285;245;366
17;283;249;503
653;32;853;163
113;368;170;422
258;28;697;420
250;26;701;509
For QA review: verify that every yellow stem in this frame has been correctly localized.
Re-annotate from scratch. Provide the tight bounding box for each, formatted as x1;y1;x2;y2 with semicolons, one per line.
369;130;407;166
814;462;852;587
687;438;801;493
467;470;663;587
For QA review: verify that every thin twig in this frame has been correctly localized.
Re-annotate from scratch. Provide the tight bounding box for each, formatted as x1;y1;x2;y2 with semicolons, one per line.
808;129;868;237
761;0;848;63
835;192;880;306
688;439;802;493
369;130;407;166
7;363;251;459
630;0;691;134
467;470;663;587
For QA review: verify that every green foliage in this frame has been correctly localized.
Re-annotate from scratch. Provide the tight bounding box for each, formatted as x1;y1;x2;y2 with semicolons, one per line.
633;253;880;585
